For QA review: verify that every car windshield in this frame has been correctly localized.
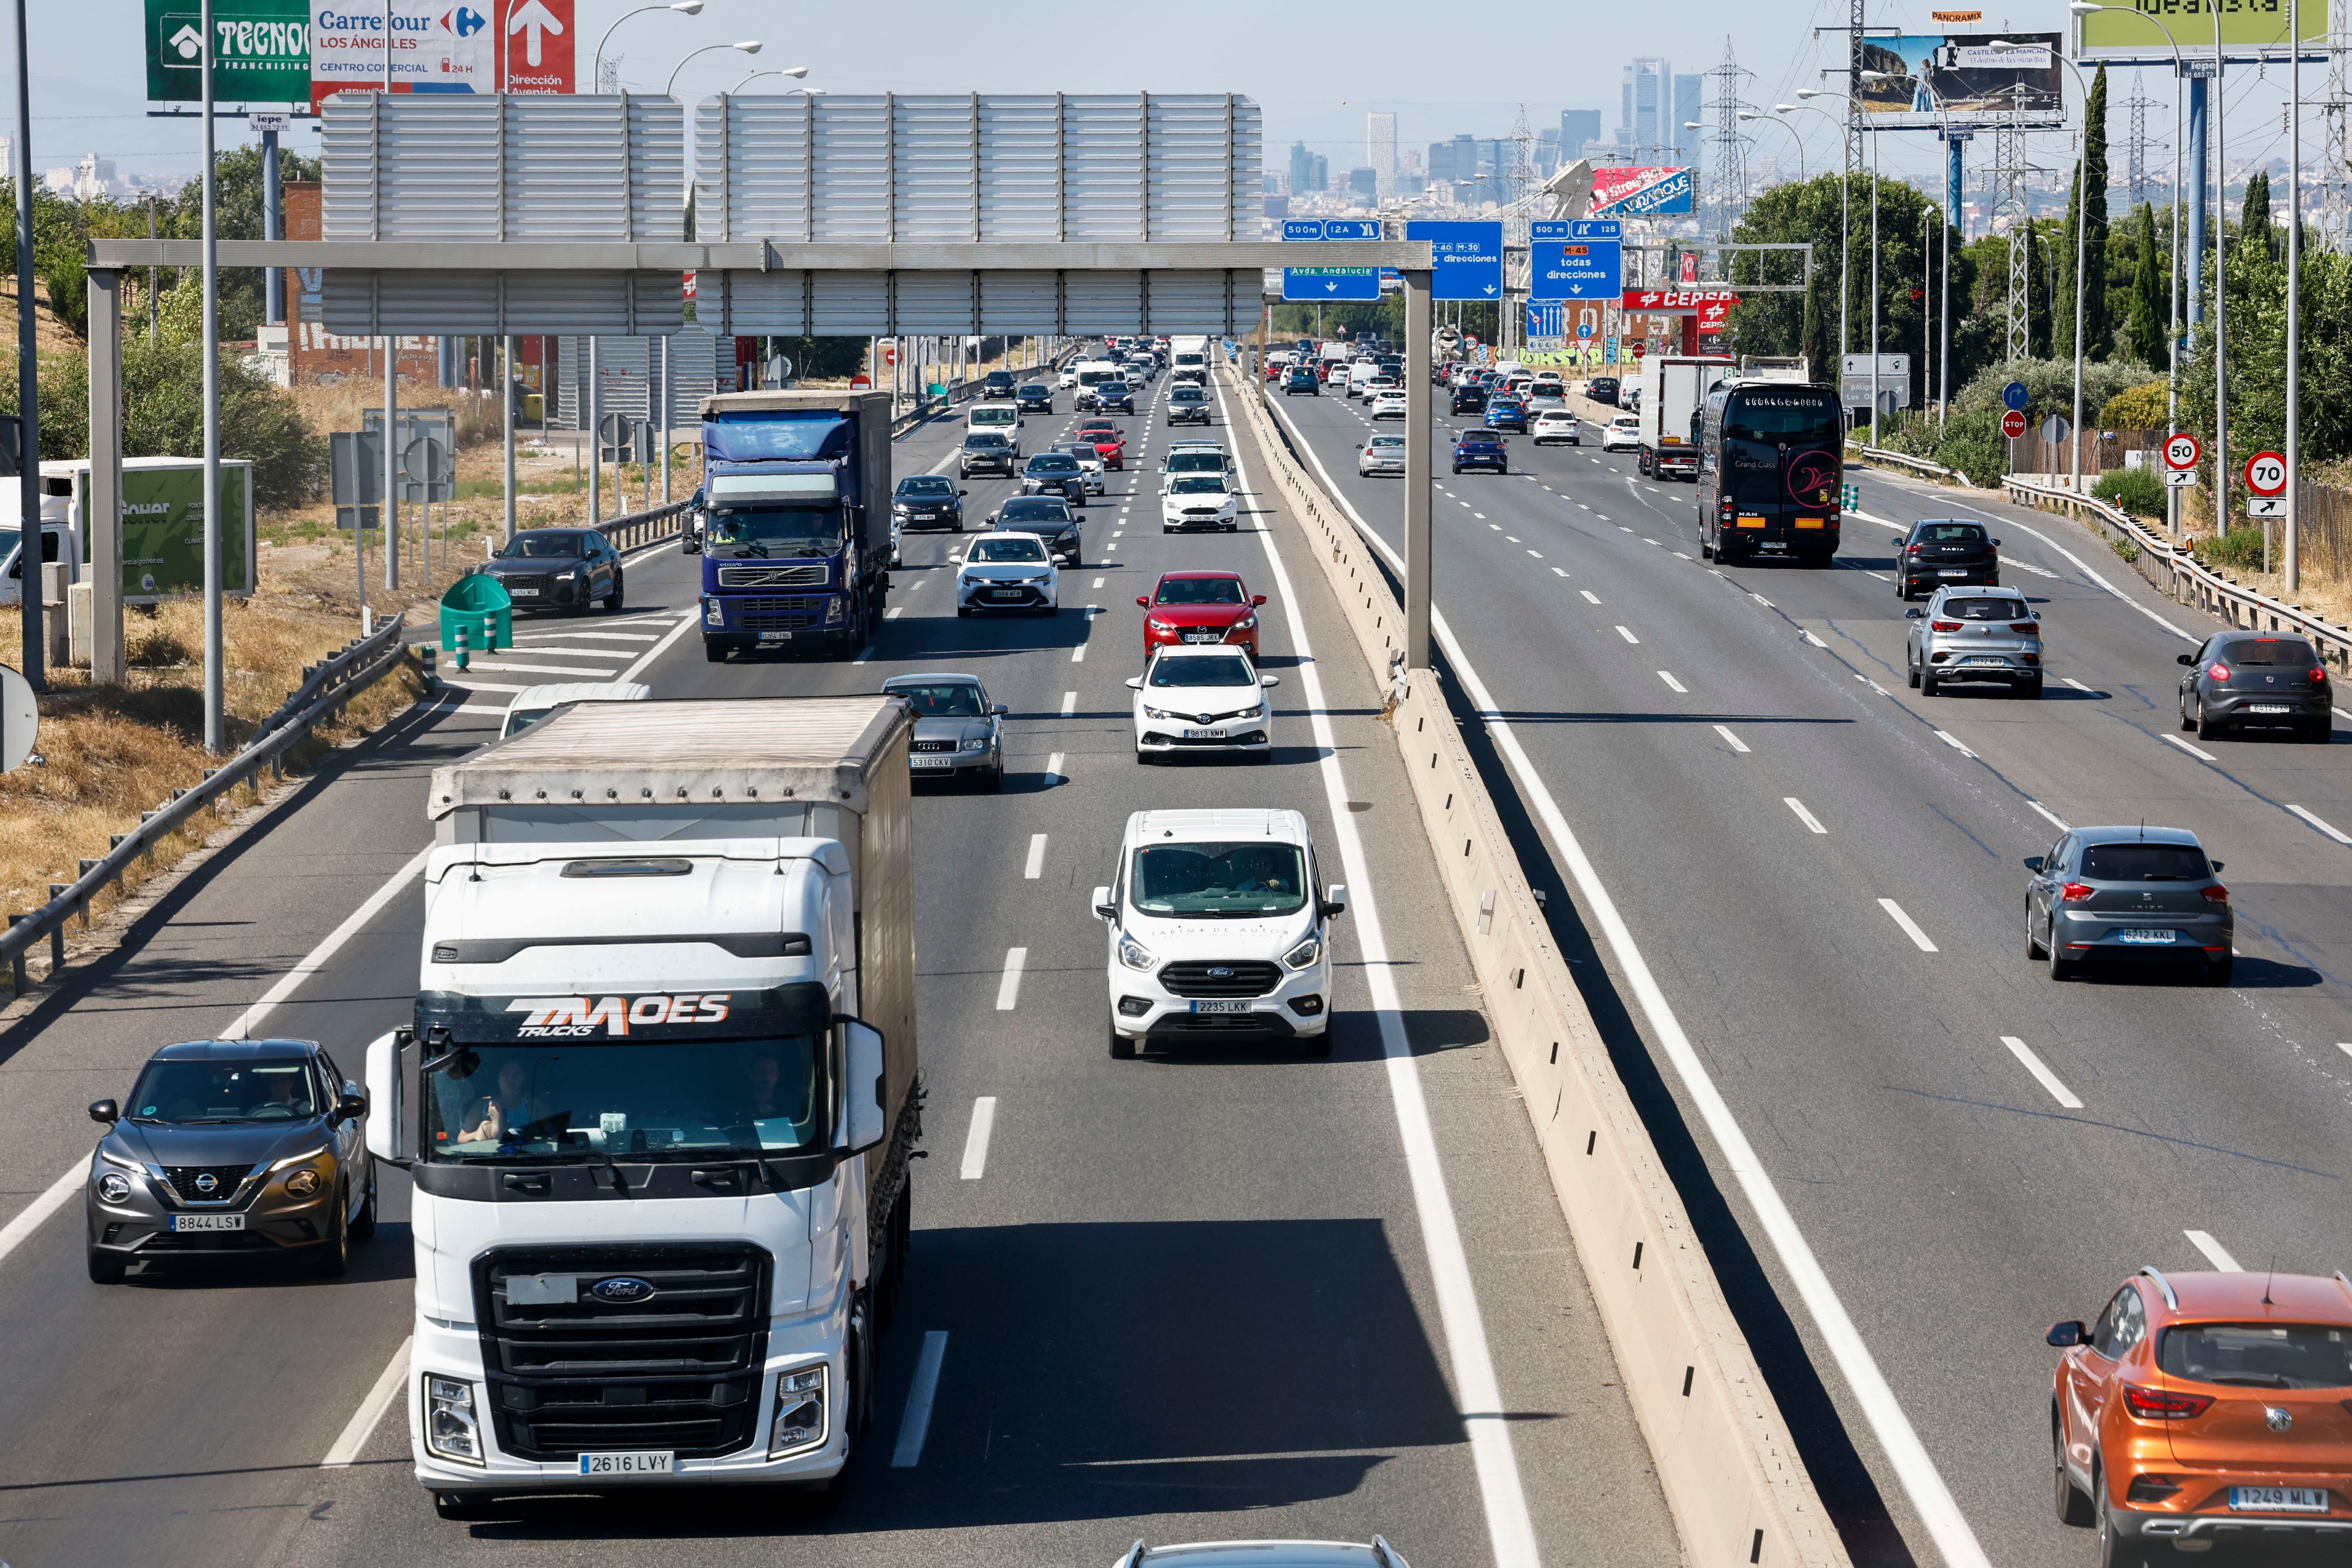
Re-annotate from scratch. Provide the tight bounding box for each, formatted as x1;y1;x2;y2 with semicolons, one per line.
1019;385;1048;396
1723;394;1843;446
1157;577;1245;605
965;434;1008;448
502;708;554;737
1946;597;2028;621
1080;425;1119;438
1100;383;1130;397
888;682;985;717
2160;1323;2352;1391
503;533;587;559
1055;445;1097;460
128;1057;318;1123
998;499;1071;524
1130;841;1308;918
1915;524;1986;543
2079;843;2212;881
423;1039;825;1162
705;506;848;558
1171;477;1229;495
1168;455;1224;473
1029;455;1078;472
2220;637;2319;666
1150;653;1254;687
898;477;953;496
1174;388;1206;400
971;537;1048;563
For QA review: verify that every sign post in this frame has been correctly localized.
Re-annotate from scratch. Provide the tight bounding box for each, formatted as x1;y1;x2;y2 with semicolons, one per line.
2162;431;2201;490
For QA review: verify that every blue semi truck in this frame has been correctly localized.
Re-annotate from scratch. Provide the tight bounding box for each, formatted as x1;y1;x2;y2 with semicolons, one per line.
695;390;894;661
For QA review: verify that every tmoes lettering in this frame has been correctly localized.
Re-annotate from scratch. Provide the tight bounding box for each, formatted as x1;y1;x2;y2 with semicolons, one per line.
504;994;731;1036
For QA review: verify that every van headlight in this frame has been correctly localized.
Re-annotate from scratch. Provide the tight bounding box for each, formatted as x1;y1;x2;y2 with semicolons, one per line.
424;1376;484;1465
770;1365;828;1457
1283;936;1323;970
1117;933;1158;972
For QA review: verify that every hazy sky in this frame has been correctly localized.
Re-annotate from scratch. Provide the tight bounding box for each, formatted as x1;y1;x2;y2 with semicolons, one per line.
17;1;2322;205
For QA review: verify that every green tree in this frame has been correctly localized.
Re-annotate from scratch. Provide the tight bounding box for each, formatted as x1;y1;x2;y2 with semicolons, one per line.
2241;169;2273;262
2126;203;2167;370
2057;65;2112;364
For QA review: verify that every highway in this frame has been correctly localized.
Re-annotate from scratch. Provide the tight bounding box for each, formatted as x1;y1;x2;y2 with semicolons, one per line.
0;362;1679;1568
1265;374;2352;1568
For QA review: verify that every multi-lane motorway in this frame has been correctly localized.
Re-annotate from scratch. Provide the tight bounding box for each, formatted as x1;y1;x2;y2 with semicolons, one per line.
1268;375;2352;1568
0;364;1679;1568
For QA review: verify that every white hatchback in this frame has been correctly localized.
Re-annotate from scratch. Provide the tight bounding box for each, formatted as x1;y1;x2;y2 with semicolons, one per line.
1126;644;1276;759
1091;807;1347;1058
1602;414;1642;452
1531;409;1582;445
1161;473;1239;532
955;532;1060;616
1369;390;1408;420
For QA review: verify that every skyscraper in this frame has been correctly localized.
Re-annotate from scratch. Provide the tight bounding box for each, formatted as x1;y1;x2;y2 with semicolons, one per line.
1287;141;1317;196
1558;110;1602;160
1366;112;1397;188
1619;58;1673;161
1673;74;1704;165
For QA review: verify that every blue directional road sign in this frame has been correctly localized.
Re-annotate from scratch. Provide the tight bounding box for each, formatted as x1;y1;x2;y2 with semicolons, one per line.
1283;218;1381;302
2002;380;2030;412
1529;218;1622;303
1526;303;1564;339
1406;221;1504;302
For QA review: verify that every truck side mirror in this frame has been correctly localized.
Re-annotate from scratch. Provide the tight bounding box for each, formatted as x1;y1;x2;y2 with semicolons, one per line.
839;1020;887;1155
364;1028;415;1167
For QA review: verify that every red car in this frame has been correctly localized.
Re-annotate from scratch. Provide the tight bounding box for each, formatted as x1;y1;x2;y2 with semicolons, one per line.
1074;422;1126;470
1139;570;1266;660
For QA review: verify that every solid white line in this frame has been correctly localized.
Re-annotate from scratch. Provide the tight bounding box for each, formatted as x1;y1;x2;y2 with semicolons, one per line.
1750;593;1774;607
2000;1036;2084;1110
2027;799;2071;833
1656;670;1686;693
1230;377;1541;1568
890;1331;950;1466
1060;690;1077;716
1045;750;1065;785
1713;724;1750;753
1878;898;1940;953
960;1098;998;1180
0;1166;86;1275
2288;804;2352;844
2163;733;2217;763
1023;833;1048;878
1579;589;1601;605
1614;625;1639;644
2064;677;2101;695
434;677;527;694
617;609;702;684
1801;631;1828;648
2184;1230;2243;1273
994;947;1027;1010
1784;797;1828;835
1934;730;1977;759
322;1339;412;1466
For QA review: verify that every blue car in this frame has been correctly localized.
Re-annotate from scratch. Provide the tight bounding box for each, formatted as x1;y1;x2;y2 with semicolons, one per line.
1453;428;1509;475
1487;398;1528;433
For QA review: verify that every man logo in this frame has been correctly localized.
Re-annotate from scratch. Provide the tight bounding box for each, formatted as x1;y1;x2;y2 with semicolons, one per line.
590;1277;656;1305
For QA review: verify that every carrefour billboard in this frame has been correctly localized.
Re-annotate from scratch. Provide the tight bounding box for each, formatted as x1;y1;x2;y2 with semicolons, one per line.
1590;167;1693;218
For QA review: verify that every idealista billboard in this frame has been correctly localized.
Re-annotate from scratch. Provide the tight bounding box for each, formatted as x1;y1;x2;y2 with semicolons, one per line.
2074;1;2327;65
1858;32;2065;129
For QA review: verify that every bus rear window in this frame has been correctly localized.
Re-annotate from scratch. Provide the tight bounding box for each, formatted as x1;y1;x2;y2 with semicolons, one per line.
1723;395;1843;446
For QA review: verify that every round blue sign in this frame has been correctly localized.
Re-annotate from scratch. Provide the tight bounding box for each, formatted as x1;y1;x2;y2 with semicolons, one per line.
2002;381;2030;412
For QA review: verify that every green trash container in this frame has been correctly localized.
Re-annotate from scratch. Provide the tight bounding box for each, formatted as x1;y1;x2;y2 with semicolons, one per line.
439;573;513;653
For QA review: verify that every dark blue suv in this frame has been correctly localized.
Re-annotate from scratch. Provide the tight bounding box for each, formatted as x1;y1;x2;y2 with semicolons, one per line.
1487;397;1528;433
1453;428;1509;475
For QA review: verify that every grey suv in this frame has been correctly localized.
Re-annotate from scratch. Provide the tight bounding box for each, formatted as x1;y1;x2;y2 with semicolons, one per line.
2177;632;2333;742
2025;827;2232;983
1905;586;2042;697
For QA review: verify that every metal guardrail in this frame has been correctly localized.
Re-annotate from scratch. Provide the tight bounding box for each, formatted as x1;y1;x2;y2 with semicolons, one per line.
4;613;414;993
1845;441;1962;483
599;497;693;553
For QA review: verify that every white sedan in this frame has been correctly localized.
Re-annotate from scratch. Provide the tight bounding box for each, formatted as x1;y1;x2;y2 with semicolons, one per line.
1369;390;1408;420
1058;365;1080;388
1531;409;1582;446
955;532;1060;616
1601;414;1642;452
1126;645;1279;761
1161;473;1239;533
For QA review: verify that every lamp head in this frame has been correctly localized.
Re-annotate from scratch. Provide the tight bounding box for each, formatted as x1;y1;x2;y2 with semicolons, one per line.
732;40;762;54
668;1;704;12
782;65;809;79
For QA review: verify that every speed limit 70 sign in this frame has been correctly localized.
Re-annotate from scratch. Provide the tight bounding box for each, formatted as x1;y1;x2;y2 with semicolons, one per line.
2163;432;2201;471
2243;450;2288;497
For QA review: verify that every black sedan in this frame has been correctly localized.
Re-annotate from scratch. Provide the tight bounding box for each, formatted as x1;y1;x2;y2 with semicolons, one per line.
1095;381;1136;415
992;494;1083;565
960;431;1018;478
1893;519;1999;600
893;474;966;533
1587;376;1621;406
882;671;1007;791
981;370;1017;399
1282;367;1320;396
477;527;623;614
2178;632;2333;742
85;1038;374;1281
1453;428;1509;475
1450;386;1488;416
1020;452;1090;507
1016;383;1055;414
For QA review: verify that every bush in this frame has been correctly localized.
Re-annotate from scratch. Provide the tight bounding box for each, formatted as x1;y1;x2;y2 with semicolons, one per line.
2091;463;2165;518
122;338;325;507
2098;379;2170;431
1931;405;2008;487
2197;526;2266;570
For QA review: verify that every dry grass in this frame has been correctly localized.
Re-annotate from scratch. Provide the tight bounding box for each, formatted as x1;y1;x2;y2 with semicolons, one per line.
0;590;424;960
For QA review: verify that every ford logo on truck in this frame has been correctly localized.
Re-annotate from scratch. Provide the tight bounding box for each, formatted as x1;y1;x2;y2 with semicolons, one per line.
590;1277;656;1305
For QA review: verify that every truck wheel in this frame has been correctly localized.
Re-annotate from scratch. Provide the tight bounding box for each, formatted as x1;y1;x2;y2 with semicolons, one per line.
704;641;727;663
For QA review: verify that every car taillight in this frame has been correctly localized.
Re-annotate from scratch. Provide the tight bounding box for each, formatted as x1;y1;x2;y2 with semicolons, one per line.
2203;883;2229;904
2011;622;2039;634
2060;882;2095;902
2121;1384;2213;1420
2312;666;2329;683
2208;662;2231;683
1907;543;1923;554
1932;620;1963;632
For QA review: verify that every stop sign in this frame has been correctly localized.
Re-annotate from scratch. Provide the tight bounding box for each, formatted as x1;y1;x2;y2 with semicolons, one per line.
849;373;873;390
1630;341;1647;359
2001;409;2028;439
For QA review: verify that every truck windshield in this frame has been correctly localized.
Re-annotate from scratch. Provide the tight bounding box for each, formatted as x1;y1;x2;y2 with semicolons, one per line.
707;505;849;557
423;1038;827;1162
1130;841;1308;918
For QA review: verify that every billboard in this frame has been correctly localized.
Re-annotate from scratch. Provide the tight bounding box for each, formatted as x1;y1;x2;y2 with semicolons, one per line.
1590;167;1693;217
2077;3;2327;65
120;461;254;605
310;2;519;108
146;0;311;103
1858;33;2065;129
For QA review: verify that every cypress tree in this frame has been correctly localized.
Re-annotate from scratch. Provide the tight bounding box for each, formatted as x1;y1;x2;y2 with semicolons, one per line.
2059;65;2112;360
2241;169;2274;261
2129;202;2167;370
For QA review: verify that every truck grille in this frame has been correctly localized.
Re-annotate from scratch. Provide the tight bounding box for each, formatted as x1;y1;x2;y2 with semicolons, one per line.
716;565;826;588
162;1164;257;1204
1157;960;1283;998
474;1243;771;1462
732;596;827;631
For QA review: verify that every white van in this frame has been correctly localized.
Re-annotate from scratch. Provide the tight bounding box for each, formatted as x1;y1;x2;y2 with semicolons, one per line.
1346;361;1383;399
0;479;80;607
966;401;1022;455
1073;360;1122;411
498;681;652;739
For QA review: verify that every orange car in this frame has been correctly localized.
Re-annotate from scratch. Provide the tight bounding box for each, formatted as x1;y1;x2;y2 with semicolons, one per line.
2050;1268;2352;1559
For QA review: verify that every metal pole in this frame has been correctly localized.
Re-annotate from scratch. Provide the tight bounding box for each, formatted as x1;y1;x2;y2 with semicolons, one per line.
2071;111;2090;492
1868;130;1881;444
2169;63;2184;536
262;123;283;323
2287;0;2303;592
660;334;671;504
1942;135;1958;430
1403;268;1432;673
11;0;39;693
383;340;397;590
588;336;601;525
200;0;223;752
2211;13;2229;556
501;334;516;542
145;193;159;342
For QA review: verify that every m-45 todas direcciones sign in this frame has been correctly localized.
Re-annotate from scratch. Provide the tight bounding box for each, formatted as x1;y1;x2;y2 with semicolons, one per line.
1530;219;1621;302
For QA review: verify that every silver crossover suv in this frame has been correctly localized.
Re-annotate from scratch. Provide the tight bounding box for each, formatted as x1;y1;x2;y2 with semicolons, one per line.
1905;585;2042;697
2025;826;2232;984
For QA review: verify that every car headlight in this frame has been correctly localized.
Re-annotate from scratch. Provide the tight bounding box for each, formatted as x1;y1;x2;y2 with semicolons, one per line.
1143;704;1179;720
424;1375;484;1465
894;503;912;515
95;1171;133;1204
771;1365;828;1457
556;568;578;580
961;736;990;752
1117;933;1158;972
1236;704;1263;720
1283;936;1323;970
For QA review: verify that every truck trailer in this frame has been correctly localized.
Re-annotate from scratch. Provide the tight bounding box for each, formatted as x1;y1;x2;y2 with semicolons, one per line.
366;695;922;1515
1635;355;1736;480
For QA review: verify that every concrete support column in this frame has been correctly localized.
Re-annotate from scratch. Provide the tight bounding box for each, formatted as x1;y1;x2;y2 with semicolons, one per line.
86;269;125;683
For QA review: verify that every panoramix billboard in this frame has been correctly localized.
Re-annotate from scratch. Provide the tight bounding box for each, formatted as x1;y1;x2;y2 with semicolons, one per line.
1590;167;1693;217
2076;4;2326;65
145;0;311;103
1858;33;2065;129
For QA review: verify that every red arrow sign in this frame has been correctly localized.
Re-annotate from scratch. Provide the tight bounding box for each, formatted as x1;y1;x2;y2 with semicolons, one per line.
2001;409;2028;439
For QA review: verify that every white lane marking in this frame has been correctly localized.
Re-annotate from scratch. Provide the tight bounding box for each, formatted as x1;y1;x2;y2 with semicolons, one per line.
1526;550;1543;559
2336;707;2352;722
1232;376;1542;1568
513;630;660;643
2001;1036;2084;1109
890;1331;950;1467
0;1166;86;1275
2064;677;2102;695
1801;631;1828;648
885;607;904;620
854;645;877;664
1784;797;1828;835
2185;1230;2243;1272
617;610;703;684
2337;1043;2352;1064
1071;637;1087;662
455;660;619;679
2163;733;2217;763
2005;559;2061;578
2287;804;2352;844
1674;551;1692;561
1551;567;1569;578
1878;899;1940;953
1713;724;1751;753
322;1338;412;1467
1656;670;1687;693
2027;799;2071;833
1046;751;1065;785
1060;691;1077;716
1614;625;1640;644
1023;833;1048;878
1938;507;2198;642
1935;730;1978;758
1750;593;1774;607
1092;576;1105;588
995;947;1027;1010
960;1098;998;1180
1579;590;1601;605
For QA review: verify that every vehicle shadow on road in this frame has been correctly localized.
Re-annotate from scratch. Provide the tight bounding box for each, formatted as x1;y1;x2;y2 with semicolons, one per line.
112;1220;416;1291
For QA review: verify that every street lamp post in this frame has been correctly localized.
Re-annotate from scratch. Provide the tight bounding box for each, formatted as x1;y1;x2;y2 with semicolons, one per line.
666;41;761;99
594;0;704;88
735;66;811;92
1783;98;1849;388
1737;110;1807;181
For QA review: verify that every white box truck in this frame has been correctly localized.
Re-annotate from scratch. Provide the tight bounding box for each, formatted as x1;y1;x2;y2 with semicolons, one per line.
367;695;922;1516
1168;336;1210;384
1635;355;1737;480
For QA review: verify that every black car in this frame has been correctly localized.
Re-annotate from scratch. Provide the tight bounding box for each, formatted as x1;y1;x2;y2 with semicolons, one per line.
1894;519;2000;599
1095;380;1136;415
477;527;624;614
2178;633;2333;742
981;370;1017;399
1168;384;1213;425
85;1038;375;1281
1453;428;1509;475
1016;383;1055;414
992;494;1083;565
1487;398;1529;433
1020;452;1090;507
960;431;1018;477
882;671;1007;791
1283;367;1320;396
1450;386;1488;416
893;474;966;533
1587;376;1621;406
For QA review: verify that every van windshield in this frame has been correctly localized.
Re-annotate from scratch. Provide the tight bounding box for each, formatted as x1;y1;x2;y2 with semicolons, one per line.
1131;841;1308;918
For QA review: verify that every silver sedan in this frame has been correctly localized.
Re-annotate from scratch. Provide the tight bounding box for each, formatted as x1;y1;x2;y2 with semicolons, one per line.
1357;433;1406;477
1905;585;2042;698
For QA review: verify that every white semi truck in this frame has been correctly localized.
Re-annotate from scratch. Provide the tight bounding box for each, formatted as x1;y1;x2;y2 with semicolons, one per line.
1635;355;1737;480
366;695;922;1517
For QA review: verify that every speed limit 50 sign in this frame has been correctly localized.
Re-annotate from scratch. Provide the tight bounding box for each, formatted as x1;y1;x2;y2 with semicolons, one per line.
2163;432;2201;471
